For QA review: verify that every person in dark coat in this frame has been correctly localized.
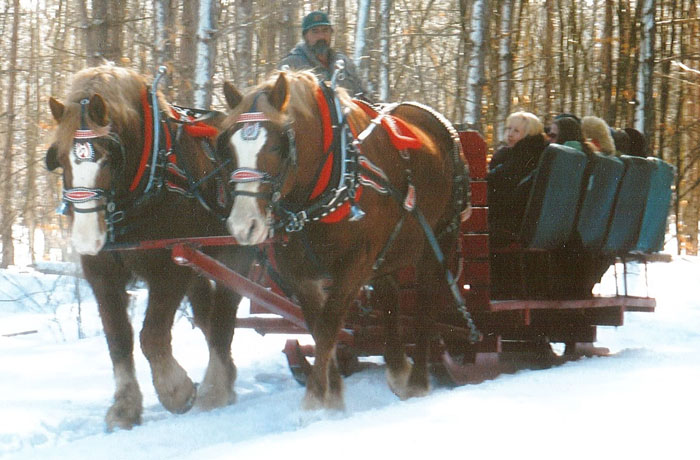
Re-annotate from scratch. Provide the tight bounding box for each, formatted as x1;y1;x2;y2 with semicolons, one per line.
547;116;591;153
624;127;648;157
488;112;548;245
278;11;367;97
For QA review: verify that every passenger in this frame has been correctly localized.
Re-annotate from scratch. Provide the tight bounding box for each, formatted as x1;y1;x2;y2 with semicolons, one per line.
278;11;367;98
624;127;648;157
581;116;616;155
488;111;548;244
547;116;590;153
611;129;631;155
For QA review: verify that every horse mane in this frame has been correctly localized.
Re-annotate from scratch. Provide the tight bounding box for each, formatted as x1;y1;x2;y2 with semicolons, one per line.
227;70;354;126
52;64;171;154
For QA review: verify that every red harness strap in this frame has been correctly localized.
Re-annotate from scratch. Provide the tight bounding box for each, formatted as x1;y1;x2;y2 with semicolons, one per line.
353;100;423;150
129;88;154;191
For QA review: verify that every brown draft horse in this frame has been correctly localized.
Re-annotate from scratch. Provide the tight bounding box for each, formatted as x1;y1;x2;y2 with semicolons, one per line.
45;65;253;430
217;70;472;410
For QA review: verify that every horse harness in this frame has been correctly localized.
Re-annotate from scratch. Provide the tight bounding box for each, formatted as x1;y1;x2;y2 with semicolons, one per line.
228;75;479;342
60;68;229;243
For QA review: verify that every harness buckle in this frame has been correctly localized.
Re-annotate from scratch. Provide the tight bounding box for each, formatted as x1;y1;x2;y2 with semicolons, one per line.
285;210;307;233
107;210;125;224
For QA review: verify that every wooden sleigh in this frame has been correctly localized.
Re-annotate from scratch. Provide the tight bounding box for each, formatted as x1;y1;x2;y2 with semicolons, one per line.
107;130;674;385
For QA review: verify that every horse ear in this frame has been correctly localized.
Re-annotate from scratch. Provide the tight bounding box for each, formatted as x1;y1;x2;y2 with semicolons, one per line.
49;97;65;122
88;94;109;127
223;81;243;109
45;144;60;171
269;72;290;112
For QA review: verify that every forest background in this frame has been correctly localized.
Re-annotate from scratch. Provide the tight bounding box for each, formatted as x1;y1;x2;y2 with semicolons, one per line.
0;0;698;267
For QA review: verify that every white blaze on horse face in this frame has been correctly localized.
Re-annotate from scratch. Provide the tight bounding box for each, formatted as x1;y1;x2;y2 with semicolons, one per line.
227;127;270;245
69;152;107;255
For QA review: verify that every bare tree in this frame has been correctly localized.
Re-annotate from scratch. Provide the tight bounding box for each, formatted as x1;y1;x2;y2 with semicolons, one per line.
82;0;126;66
463;0;489;132
378;0;392;101
496;0;514;143
1;0;20;268
354;0;372;87
193;0;220;108
635;0;656;141
235;0;253;88
153;0;175;97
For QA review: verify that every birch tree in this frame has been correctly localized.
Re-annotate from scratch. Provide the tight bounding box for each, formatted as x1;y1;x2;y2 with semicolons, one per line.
1;0;19;268
354;0;371;88
463;0;489;132
635;0;655;144
496;0;514;143
179;0;197;105
153;0;175;97
193;0;219;108
378;0;392;101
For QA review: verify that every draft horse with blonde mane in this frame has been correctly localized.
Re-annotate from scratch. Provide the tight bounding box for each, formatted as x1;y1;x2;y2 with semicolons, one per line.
46;65;253;430
217;70;477;409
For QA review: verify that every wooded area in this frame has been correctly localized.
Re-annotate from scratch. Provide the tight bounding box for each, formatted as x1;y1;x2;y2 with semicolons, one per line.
0;0;698;267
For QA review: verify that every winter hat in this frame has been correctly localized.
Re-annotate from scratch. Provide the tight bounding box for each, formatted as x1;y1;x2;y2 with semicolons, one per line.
302;11;331;34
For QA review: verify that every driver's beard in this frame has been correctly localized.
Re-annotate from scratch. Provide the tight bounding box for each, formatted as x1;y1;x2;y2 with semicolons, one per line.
310;40;330;58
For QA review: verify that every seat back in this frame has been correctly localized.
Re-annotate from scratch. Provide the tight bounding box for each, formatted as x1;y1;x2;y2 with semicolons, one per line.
635;158;674;253
575;154;625;250
520;144;588;249
601;156;654;254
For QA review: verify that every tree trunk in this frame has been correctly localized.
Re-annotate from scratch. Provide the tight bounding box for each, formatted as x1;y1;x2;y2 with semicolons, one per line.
496;0;514;143
1;0;19;268
463;0;489;132
543;0;554;120
635;0;655;143
602;0;614;124
85;0;126;66
378;0;392;101
235;0;253;88
354;0;372;88
279;0;298;56
153;0;175;97
193;0;219;109
335;0;347;53
179;0;197;105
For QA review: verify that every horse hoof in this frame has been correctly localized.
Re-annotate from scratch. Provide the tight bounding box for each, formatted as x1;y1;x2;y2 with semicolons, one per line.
105;404;142;432
176;382;198;414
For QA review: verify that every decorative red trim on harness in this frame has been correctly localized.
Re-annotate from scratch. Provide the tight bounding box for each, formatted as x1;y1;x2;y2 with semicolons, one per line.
74;128;108;139
129;88;154;191
309;87;335;201
237;112;269;123
354;100;423;150
315;88;333;153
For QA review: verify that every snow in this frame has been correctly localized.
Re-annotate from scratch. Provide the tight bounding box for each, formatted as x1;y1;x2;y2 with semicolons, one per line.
1;255;699;460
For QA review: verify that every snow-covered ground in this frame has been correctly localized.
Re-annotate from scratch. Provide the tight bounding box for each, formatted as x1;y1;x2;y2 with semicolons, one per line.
1;255;698;460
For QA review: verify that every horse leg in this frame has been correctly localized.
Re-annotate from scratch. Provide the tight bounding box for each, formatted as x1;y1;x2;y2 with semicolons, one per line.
82;254;143;431
403;238;455;399
191;248;251;410
139;271;196;414
376;275;414;399
302;274;364;411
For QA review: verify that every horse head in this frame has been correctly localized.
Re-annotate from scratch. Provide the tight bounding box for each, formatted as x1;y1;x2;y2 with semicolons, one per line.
218;72;299;245
46;66;142;255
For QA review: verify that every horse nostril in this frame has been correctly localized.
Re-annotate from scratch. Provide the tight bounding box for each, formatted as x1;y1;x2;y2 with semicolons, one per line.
247;219;258;240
